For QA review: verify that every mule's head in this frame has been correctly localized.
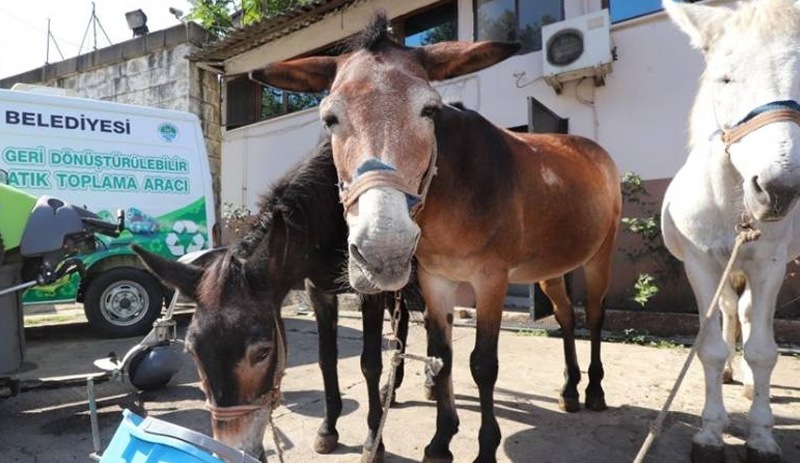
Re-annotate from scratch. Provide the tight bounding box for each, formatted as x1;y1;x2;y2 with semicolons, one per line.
133;240;288;463
253;13;519;292
666;0;800;221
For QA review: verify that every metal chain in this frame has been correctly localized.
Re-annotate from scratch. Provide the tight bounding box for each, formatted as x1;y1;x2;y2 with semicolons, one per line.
362;292;443;463
633;220;761;463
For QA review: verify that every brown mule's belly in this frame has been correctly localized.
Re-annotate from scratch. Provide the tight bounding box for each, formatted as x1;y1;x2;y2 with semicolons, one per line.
508;260;578;284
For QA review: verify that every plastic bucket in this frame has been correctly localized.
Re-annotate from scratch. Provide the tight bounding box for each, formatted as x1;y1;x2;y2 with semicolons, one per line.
100;409;261;463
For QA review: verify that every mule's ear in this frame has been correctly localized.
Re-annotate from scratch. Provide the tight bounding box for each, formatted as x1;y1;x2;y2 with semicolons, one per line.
132;244;204;298
662;0;732;52
416;41;521;81
251;56;338;93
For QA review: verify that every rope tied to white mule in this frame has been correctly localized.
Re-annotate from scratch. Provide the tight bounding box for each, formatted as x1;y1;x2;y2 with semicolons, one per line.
632;218;761;463
362;292;444;463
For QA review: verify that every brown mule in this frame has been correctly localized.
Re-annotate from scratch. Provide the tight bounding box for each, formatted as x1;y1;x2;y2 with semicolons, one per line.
256;13;621;463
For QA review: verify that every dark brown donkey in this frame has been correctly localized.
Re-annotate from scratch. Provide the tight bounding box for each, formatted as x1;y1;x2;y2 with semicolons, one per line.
255;13;622;463
133;140;421;461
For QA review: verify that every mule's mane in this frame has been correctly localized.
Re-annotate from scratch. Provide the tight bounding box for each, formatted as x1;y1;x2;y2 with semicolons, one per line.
345;10;403;52
197;139;343;309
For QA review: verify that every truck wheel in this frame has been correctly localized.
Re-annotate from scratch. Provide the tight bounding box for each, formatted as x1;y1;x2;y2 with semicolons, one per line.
84;267;163;338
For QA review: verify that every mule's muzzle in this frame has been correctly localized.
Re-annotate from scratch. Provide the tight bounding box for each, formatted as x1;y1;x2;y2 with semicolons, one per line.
348;238;416;293
749;175;800;221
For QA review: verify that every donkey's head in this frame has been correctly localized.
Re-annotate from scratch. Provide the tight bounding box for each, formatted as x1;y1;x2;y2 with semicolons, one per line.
133;238;289;462
666;0;800;221
253;12;518;292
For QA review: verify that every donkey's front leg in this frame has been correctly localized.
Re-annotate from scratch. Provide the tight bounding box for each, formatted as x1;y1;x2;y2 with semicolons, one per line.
361;294;386;461
307;282;342;454
740;262;783;463
470;273;507;463
420;271;459;463
684;255;729;463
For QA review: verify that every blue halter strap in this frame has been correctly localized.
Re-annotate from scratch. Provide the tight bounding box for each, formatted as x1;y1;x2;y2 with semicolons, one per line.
733;100;800;128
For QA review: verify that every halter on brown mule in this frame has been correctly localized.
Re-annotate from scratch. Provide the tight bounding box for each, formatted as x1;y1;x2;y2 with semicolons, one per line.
256;13;622;462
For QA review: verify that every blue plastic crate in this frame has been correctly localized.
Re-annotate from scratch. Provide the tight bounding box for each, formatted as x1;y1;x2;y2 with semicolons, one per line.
100;409;260;463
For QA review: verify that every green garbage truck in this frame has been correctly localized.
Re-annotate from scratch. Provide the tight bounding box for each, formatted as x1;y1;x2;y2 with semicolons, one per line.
0;88;216;337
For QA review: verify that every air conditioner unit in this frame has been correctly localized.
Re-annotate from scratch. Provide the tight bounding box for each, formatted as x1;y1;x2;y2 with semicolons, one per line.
542;9;613;94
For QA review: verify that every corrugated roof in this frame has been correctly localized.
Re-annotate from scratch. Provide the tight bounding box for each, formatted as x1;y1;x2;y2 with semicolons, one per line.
188;0;360;62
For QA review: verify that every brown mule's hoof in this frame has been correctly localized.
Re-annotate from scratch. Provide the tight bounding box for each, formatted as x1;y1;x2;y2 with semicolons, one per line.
722;369;734;384
743;384;755;401
314;432;339;454
746;446;781;463
691;442;725;463
585;395;608;411
558;396;580;413
424;385;437;401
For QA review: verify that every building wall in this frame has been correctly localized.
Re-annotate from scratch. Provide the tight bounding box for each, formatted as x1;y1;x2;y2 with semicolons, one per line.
220;0;800;315
222;4;696;209
0;25;222;225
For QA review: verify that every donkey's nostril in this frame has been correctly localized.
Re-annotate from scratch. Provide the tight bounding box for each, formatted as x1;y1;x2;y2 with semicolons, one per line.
752;176;764;195
349;243;383;274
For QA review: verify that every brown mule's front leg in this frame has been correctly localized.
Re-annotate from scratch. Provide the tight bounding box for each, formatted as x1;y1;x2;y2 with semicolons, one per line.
539;277;581;412
361;294;386;461
420;270;459;463
469;273;507;463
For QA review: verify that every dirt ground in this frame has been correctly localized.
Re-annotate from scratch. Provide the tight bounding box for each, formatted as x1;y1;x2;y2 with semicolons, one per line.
1;308;799;463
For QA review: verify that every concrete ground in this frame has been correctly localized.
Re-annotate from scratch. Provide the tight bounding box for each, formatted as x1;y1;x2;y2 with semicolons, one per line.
1;305;799;462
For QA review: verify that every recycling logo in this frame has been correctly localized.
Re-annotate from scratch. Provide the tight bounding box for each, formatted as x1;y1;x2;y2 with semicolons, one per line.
165;220;206;256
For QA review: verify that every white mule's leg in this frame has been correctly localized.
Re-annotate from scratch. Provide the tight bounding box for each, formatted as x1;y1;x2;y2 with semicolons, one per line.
719;283;740;384
737;286;755;397
740;264;782;462
683;255;729;461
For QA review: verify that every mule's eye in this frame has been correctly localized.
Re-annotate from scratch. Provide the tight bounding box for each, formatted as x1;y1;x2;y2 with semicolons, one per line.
717;76;732;84
421;105;440;119
322;114;338;128
254;347;271;363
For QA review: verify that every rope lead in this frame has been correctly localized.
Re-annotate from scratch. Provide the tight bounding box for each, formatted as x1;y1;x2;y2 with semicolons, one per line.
633;221;760;463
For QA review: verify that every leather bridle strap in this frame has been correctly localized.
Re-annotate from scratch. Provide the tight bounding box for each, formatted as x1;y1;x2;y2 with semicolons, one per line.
340;170;421;216
339;141;439;220
722;109;800;146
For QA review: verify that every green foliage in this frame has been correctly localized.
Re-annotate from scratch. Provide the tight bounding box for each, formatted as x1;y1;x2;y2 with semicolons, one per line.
620;172;681;308
189;0;311;38
189;0;234;37
621;328;682;349
222;202;256;236
633;273;659;307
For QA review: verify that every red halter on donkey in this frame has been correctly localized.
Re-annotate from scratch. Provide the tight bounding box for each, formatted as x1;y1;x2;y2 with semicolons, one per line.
257;13;622;463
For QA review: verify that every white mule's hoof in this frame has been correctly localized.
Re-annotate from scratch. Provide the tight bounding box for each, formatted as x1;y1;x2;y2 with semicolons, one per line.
691;441;724;463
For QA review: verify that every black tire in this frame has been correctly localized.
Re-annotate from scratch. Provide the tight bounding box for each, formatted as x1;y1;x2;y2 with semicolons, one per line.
0;232;4;267
84;267;163;338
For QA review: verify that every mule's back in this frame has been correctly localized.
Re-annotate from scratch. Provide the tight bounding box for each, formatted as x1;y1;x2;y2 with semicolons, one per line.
417;105;621;280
